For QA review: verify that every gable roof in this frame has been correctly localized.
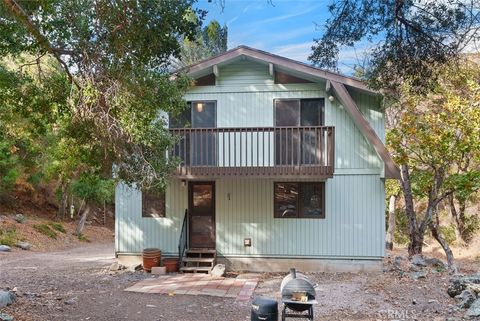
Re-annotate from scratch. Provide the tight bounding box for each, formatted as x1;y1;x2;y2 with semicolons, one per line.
178;45;400;179
180;45;374;93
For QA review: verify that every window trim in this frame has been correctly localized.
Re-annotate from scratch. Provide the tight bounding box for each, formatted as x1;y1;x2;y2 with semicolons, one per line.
273;182;326;219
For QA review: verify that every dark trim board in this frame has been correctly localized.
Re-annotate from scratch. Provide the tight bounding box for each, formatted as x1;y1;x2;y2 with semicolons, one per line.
330;81;400;179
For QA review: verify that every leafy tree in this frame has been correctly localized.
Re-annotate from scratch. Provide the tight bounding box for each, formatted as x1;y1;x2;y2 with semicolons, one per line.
179;19;228;66
312;0;480;271
387;60;480;271
309;0;480;92
0;0;205;193
0;59;68;199
447;177;480;243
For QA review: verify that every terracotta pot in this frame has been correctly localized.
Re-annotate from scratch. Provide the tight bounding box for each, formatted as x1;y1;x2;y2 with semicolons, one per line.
163;258;179;273
142;248;161;272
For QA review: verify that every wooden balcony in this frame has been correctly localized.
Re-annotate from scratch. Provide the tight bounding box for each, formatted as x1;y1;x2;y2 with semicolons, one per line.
169;126;335;179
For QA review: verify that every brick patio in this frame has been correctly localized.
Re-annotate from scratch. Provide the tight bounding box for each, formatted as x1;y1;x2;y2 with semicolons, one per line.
124;274;259;303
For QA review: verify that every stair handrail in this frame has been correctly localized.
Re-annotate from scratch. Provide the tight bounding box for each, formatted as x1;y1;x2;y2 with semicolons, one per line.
178;209;188;264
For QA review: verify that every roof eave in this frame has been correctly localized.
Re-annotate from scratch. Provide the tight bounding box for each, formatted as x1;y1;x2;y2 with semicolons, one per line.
178;46;377;94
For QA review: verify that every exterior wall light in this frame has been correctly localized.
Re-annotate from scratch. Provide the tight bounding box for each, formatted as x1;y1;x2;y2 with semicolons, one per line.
328;95;335;102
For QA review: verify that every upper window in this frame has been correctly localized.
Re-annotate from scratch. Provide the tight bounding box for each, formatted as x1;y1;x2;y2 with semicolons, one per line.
142;191;166;218
169;101;217;166
169;101;216;128
170;103;191;128
274;98;324;127
274;99;325;165
192;101;216;128
274;182;325;219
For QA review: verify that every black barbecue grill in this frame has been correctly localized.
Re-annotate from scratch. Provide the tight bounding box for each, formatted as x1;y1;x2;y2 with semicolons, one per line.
280;268;317;321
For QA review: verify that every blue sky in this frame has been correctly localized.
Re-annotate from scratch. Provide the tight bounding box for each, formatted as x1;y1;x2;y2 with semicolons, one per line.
196;0;371;74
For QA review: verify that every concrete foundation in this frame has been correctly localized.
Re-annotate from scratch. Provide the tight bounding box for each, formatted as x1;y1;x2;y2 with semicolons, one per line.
219;257;382;273
117;253;382;273
117;254;142;267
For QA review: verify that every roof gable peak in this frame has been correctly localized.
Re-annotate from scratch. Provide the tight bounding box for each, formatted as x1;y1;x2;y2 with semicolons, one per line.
180;45;373;94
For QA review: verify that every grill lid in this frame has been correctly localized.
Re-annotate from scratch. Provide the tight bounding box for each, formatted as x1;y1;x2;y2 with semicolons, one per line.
280;268;316;300
251;296;278;314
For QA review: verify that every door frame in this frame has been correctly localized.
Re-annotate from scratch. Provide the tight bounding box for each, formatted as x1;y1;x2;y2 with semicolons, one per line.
188;181;216;249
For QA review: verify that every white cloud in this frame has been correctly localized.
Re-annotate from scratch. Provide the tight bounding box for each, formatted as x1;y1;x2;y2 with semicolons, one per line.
336;42;375;74
271;41;315;62
270;41;376;75
259;5;321;24
242;4;253;14
270;25;317;42
227;15;239;26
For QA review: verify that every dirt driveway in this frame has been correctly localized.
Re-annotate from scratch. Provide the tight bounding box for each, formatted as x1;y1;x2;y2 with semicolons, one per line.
0;243;463;321
0;243;250;321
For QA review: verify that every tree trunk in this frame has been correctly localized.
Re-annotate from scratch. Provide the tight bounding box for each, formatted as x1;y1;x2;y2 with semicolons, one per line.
429;218;457;274
103;200;106;225
385;195;396;250
449;194;466;244
58;181;68;220
68;193;74;219
400;164;423;256
76;206;90;236
458;199;467;242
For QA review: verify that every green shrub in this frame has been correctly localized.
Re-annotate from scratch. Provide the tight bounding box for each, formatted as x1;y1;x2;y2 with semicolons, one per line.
0;227;18;246
33;224;57;239
439;224;457;245
70;174;114;204
393;208;410;245
463;214;480;243
48;222;66;233
77;233;89;242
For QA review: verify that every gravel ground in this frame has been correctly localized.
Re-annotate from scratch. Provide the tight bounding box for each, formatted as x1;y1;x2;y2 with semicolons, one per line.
0;243;468;321
0;244;250;321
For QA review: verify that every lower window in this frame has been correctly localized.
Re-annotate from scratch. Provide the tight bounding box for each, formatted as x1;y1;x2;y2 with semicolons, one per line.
142;191;166;218
274;182;325;219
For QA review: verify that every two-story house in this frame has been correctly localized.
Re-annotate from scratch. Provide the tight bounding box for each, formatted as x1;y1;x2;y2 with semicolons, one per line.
115;46;399;273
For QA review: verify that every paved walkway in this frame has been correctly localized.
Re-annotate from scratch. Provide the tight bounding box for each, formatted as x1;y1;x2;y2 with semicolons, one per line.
124;274;258;303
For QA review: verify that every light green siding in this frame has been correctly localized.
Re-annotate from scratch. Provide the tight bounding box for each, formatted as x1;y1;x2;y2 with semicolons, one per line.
116;176;385;258
115;180;187;254
115;59;387;260
184;60;383;171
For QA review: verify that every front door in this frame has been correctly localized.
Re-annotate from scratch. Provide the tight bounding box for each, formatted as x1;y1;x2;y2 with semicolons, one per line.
188;181;215;249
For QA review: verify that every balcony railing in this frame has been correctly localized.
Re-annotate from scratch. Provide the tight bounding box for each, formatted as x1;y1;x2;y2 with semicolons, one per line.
169;126;334;178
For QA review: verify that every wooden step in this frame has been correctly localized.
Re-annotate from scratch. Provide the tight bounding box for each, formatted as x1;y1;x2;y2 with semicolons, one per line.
180;266;212;273
186;248;216;254
182;257;215;263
